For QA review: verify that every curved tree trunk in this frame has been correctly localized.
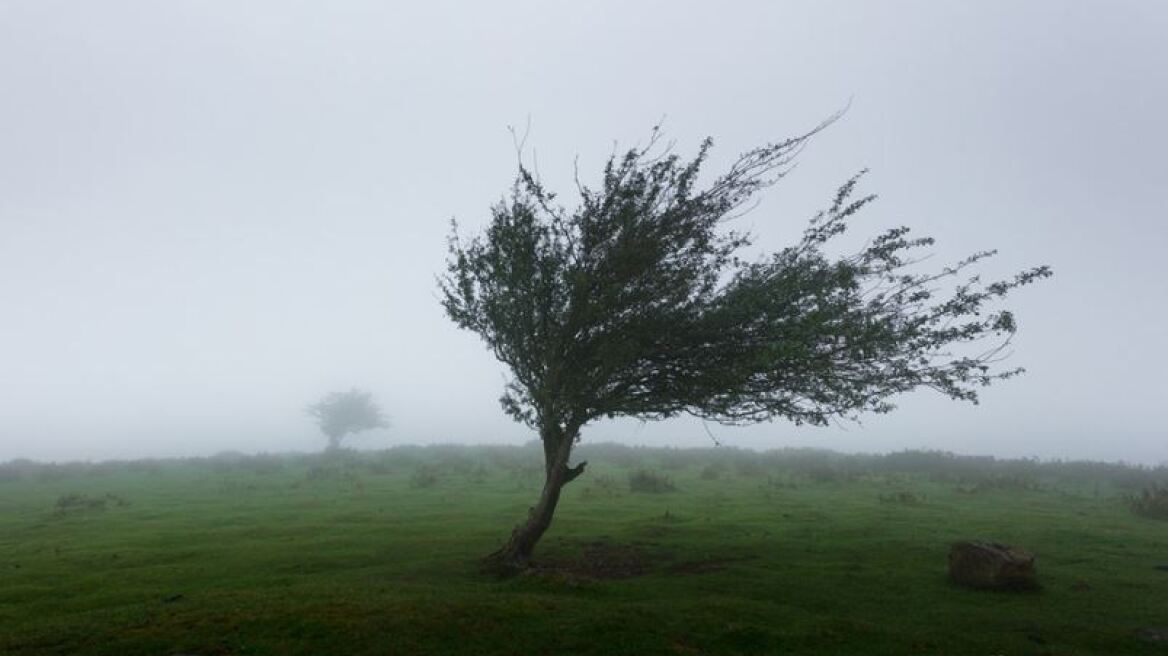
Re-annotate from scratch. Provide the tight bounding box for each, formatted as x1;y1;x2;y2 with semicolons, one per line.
486;424;586;573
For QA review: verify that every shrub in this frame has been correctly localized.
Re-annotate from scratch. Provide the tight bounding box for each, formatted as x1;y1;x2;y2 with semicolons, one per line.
229;454;283;475
805;465;843;484
969;474;1042;493
54;493;128;513
878;490;925;505
733;455;767;478
1128;484;1168;519
700;463;725;480
0;459;37;483
628;469;676;494
409;465;440;489
581;473;620;499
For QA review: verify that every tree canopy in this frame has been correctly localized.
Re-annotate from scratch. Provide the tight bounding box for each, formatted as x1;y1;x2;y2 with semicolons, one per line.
306;388;389;451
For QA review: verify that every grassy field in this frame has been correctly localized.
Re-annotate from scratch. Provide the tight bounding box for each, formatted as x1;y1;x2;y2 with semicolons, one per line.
1;444;1166;655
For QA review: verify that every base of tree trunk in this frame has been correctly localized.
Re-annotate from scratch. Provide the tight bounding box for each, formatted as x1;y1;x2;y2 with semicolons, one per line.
479;548;530;578
480;432;586;577
480;523;540;577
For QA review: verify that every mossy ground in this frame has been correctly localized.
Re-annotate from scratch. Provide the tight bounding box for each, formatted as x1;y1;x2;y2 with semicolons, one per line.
1;446;1165;655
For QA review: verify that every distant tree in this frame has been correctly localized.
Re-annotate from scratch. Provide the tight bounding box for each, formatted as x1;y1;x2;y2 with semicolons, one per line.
306;388;389;451
440;122;1050;571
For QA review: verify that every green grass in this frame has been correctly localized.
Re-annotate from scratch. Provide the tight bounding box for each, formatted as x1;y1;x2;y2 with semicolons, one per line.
1;447;1166;655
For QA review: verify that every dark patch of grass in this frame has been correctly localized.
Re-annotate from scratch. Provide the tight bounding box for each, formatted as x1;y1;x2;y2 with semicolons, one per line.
54;492;129;514
765;474;798;491
878;490;925;505
532;540;651;580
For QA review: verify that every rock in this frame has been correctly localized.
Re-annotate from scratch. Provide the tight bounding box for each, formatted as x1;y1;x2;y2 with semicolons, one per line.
948;540;1038;590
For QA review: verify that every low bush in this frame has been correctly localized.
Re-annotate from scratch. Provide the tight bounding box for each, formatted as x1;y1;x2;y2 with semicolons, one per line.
0;459;37;483
243;455;285;475
54;492;128;513
1127;484;1168;519
581;473;620;499
700;463;725;480
409;465;440;489
734;459;766;478
878;490;925;505
805;465;844;484
968;474;1042;493
628;469;676;494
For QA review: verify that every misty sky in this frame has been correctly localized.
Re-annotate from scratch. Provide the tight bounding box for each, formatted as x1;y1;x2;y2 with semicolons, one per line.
1;1;1165;464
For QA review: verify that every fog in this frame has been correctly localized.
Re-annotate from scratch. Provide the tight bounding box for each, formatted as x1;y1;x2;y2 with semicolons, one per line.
1;1;1164;464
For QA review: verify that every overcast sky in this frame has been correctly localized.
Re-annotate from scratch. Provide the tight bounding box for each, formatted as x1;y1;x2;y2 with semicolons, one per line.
1;1;1165;464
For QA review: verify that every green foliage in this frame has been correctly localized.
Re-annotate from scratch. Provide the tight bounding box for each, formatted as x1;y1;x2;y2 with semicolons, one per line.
1127;484;1168;519
581;473;620;499
305;388;390;450
967;473;1042;493
440;125;1051;435
699;462;725;480
54;492;129;513
628;469;676;493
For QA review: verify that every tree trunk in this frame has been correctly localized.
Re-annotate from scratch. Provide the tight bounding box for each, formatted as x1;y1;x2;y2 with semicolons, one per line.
486;424;586;573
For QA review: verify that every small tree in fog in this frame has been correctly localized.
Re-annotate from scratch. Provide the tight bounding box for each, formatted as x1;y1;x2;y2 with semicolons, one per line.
306;388;389;451
440;122;1050;571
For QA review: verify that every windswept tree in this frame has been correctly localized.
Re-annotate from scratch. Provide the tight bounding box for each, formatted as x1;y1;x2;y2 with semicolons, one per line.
440;123;1050;570
306;388;389;451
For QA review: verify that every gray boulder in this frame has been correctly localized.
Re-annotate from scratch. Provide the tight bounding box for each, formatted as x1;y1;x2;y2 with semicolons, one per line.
948;540;1038;590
